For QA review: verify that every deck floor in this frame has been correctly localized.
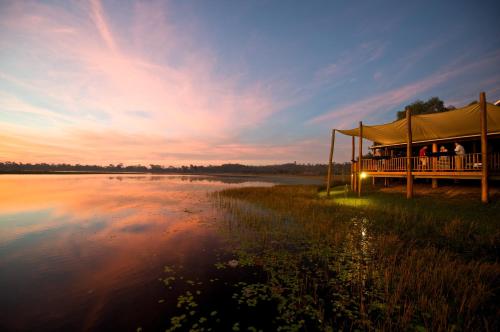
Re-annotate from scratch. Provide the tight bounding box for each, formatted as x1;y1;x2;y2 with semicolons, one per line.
364;171;500;180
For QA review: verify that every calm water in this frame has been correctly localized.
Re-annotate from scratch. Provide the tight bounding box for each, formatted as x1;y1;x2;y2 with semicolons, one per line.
0;174;320;331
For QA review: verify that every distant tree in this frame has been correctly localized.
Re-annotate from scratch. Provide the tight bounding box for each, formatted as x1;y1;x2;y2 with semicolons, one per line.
396;97;448;120
149;164;163;172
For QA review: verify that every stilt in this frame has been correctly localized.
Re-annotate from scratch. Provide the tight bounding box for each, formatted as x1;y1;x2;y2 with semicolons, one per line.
358;122;363;197
432;143;438;189
351;136;356;191
326;129;336;196
406;108;413;199
480;92;489;203
352;162;356;192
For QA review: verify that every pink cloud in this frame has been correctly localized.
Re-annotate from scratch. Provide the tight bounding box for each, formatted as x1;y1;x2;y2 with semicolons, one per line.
89;0;118;52
0;0;280;163
0;123;327;165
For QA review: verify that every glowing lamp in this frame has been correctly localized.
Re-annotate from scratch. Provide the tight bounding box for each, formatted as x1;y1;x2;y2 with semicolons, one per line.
360;172;367;179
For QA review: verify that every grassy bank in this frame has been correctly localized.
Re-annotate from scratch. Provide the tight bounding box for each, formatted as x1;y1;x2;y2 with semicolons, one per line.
213;185;500;331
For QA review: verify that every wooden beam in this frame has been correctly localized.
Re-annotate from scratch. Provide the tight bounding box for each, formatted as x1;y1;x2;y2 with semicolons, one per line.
358;121;363;197
406;108;413;199
351;136;356;191
432;143;438;189
326;129;336;196
341;163;345;184
480;92;489;203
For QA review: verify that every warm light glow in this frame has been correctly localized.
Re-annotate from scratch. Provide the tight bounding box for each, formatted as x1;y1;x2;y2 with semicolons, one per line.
360;172;367;179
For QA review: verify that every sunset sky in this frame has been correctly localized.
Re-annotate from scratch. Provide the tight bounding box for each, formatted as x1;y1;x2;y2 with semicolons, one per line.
1;0;499;165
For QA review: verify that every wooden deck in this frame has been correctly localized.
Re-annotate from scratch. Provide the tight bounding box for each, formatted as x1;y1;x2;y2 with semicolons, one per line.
358;152;500;180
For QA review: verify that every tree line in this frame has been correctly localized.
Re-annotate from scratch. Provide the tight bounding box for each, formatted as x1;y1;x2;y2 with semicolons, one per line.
0;161;351;176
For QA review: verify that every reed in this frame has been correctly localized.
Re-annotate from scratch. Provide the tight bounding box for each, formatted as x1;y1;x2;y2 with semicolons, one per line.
213;185;500;331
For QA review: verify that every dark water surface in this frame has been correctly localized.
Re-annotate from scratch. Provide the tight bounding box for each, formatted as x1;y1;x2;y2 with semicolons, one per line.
0;174;319;331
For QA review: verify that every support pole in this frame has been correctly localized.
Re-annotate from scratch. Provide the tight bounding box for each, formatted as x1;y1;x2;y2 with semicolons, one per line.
351;136;356;191
480;92;489;204
432;143;438;189
406;108;413;199
358;122;363;197
326;129;336;196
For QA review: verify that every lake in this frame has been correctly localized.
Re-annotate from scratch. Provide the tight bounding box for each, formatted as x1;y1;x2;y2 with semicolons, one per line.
0;174;321;331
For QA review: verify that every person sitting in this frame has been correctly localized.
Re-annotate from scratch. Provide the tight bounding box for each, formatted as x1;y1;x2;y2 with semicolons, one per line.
438;146;449;169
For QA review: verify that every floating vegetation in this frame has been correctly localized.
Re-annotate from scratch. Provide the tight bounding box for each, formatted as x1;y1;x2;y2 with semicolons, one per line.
209;185;500;331
163;276;175;286
214;262;226;270
228;259;239;268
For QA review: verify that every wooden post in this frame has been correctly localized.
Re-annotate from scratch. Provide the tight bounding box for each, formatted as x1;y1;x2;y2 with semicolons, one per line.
406;108;413;199
326;129;336;196
352;162;356;192
351;136;356;191
432;143;438;189
480;92;489;203
358;121;363;197
341;163;345;183
389;148;394;188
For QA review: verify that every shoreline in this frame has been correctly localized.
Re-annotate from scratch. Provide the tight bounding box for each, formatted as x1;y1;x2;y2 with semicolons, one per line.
0;171;325;179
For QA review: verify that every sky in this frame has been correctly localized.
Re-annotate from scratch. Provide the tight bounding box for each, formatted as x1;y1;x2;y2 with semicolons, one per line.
1;0;500;166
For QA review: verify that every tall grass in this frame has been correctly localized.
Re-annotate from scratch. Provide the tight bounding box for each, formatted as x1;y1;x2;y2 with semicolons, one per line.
213;185;500;331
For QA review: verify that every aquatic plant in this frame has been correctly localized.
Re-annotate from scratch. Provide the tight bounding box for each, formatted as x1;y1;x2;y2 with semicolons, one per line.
211;185;500;331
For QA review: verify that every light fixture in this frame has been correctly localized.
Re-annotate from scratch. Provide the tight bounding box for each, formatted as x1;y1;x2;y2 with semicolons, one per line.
360;172;367;179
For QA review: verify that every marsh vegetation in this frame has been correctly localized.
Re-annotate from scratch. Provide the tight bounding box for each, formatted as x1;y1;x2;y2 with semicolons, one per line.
206;185;500;331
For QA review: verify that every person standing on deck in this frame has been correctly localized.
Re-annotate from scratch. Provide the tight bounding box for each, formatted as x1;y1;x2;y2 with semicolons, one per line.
454;142;465;170
419;146;428;170
374;148;382;171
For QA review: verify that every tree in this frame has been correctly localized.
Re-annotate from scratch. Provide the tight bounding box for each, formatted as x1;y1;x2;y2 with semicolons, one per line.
396;97;448;120
149;164;164;172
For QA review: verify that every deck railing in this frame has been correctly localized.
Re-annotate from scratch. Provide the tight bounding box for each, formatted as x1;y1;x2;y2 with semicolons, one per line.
360;152;500;173
491;152;500;171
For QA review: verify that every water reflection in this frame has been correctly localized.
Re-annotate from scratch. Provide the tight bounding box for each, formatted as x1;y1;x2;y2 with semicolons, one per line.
0;174;281;331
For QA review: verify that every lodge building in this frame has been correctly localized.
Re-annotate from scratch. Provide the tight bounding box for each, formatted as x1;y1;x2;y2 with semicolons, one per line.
326;92;500;203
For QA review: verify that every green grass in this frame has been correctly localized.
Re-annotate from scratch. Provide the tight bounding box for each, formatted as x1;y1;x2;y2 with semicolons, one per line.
212;185;500;331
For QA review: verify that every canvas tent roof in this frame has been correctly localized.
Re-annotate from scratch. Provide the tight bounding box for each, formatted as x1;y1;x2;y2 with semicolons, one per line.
337;103;500;147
